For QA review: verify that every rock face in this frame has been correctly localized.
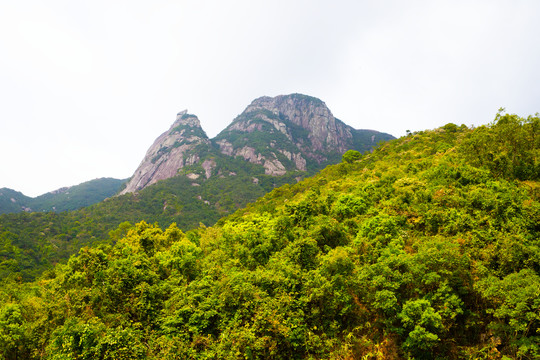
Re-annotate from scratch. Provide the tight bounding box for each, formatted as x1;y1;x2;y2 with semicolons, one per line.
213;93;394;175
119;111;211;195
243;94;352;154
120;94;395;194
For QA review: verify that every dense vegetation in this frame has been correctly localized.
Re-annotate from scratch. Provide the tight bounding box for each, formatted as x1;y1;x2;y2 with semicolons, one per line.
0;111;538;359
0;178;124;214
0;155;307;281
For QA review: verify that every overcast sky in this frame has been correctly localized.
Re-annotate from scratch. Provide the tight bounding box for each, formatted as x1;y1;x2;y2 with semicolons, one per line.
1;0;539;197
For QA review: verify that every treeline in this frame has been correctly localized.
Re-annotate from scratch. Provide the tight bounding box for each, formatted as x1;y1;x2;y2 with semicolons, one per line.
0;112;539;359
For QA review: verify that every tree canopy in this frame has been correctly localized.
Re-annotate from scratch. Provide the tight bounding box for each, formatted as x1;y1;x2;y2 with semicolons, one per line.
0;112;539;359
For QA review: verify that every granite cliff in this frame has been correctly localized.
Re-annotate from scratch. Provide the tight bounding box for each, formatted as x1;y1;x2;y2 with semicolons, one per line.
214;94;393;175
119;111;211;194
120;94;394;194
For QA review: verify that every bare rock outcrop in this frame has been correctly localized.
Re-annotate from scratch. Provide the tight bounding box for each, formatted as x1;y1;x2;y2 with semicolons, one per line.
120;111;210;194
118;94;395;195
212;93;362;172
244;94;354;154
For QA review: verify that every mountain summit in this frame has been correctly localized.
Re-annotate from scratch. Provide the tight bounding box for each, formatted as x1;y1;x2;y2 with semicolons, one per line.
215;94;390;173
121;94;394;194
119;111;212;194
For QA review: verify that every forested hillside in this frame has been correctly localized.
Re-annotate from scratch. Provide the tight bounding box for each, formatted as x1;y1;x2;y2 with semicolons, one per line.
0;94;393;282
0;178;124;214
1;111;539;359
0;158;301;281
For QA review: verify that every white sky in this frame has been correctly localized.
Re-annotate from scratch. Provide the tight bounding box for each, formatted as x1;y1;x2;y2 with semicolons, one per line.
1;0;539;197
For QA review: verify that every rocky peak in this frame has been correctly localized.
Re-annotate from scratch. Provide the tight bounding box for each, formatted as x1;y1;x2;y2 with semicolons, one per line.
214;94;362;174
243;94;353;154
119;111;211;195
119;94;395;195
171;110;203;131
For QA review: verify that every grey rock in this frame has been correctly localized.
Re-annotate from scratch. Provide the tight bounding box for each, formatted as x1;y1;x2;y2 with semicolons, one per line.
119;94;394;195
120;111;210;194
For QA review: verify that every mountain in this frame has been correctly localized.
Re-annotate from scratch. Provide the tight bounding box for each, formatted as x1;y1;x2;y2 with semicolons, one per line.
119;111;212;194
0;177;125;214
0;94;393;282
1;112;538;359
215;94;389;172
121;93;394;194
0;188;30;213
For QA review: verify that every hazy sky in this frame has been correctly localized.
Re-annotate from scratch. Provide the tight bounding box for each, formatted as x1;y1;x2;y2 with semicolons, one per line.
1;1;539;197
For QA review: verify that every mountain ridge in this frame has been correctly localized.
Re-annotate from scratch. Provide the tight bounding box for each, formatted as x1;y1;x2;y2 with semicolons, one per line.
0;177;125;214
0;93;394;281
121;93;394;194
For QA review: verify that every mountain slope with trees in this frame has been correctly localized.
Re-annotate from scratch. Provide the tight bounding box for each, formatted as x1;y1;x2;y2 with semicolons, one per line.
0;178;124;214
0;94;392;282
1;111;538;359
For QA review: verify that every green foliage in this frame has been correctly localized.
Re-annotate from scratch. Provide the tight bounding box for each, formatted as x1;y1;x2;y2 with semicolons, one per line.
0;304;28;360
0;178;125;214
0;113;539;358
342;149;362;164
460;111;540;180
477;269;540;358
0;153;306;281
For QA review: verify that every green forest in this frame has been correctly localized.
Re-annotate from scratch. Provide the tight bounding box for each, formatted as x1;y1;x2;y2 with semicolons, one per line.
1;111;539;359
0;155;305;282
0;178;124;215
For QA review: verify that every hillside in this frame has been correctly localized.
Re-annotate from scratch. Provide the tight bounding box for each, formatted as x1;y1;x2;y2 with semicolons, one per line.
0;94;392;281
0;111;538;359
0;178;125;214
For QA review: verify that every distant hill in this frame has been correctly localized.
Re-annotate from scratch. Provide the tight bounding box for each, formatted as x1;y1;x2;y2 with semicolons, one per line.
0;177;125;214
0;188;29;213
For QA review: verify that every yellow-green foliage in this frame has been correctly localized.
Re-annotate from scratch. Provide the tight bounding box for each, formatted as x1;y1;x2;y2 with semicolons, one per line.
1;112;539;359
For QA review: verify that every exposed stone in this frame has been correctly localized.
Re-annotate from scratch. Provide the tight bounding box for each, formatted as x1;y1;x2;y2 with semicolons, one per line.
119;111;210;194
244;94;354;154
216;139;234;156
293;153;307;171
214;93;362;172
119;94;394;195
280;150;292;160
236;146;264;164
201;159;216;179
264;158;287;176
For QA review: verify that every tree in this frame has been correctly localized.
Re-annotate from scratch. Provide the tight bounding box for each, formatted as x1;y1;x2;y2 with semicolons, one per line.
342;150;362;164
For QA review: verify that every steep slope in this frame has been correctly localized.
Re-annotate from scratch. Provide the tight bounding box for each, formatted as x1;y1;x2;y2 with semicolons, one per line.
214;93;394;174
0;178;124;214
2;112;538;359
120;111;213;194
215;94;391;166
